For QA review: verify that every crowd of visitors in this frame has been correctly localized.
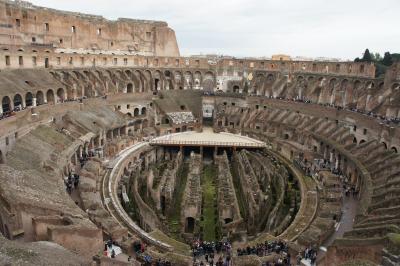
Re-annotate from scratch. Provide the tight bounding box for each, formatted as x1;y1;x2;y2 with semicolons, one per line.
192;239;232;266
237;240;289;257
236;240;291;266
64;172;80;194
297;246;318;265
275;95;400;126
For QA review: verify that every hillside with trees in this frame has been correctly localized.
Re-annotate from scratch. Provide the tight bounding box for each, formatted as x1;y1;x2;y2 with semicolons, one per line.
355;49;399;77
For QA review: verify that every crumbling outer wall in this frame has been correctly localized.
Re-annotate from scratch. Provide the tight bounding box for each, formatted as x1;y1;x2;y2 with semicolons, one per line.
47;225;103;259
0;0;180;56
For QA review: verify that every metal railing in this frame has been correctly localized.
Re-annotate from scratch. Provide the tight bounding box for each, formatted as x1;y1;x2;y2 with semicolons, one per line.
149;139;266;148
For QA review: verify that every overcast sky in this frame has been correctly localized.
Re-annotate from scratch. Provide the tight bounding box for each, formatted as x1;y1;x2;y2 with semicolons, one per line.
29;0;400;60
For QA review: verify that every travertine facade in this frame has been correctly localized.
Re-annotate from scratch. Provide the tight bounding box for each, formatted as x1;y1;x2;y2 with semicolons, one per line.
0;0;180;56
0;1;399;266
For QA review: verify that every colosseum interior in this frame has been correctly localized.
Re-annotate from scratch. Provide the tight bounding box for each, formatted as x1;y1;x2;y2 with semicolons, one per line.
0;1;399;266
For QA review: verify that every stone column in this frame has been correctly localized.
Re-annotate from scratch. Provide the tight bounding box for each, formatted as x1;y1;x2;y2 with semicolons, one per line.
32;97;37;107
335;154;340;169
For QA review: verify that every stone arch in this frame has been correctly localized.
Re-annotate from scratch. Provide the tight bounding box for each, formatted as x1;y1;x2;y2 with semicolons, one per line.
84;85;95;98
143;70;152;92
56;88;65;103
233;85;240;93
152;70;162;91
359;139;366;145
266;74;275;83
185;217;195;233
2;96;11;113
141;107;147;116
134;70;144;92
391;83;399;90
174;71;183;89
184;71;194;90
194;71;202;89
329;78;337;90
134;108;139;117
353;136;357;144
391;147;398;153
127;83;134;93
366;81;374;89
13;94;23;110
25;92;33;107
202;71;215;92
36;91;44;105
46;89;55;104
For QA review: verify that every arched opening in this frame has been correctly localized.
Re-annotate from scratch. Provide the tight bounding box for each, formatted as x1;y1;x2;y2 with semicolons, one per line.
0;150;4;164
13;94;23;110
134;108;139;117
185;217;195;233
160;196;166;215
224;218;233;224
127;83;133;93
353;137;357;144
233;85;240;93
141;107;146;116
283;133;289;140
155;79;160;90
56;88;65;103
25;92;33;107
2;96;11;113
46;89;55;104
36;91;44;105
392;147;398;154
359;139;366;145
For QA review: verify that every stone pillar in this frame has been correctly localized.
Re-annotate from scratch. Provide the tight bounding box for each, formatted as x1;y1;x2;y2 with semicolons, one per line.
32;97;37;107
335;154;340;169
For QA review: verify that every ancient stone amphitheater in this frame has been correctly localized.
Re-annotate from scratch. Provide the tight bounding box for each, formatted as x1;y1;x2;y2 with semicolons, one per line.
0;1;399;266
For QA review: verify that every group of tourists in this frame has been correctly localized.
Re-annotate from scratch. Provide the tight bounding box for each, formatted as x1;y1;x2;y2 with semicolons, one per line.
131;240;173;266
236;240;289;258
192;239;232;257
236;240;291;266
261;95;400;126
192;239;232;266
297;246;318;265
64;172;80;194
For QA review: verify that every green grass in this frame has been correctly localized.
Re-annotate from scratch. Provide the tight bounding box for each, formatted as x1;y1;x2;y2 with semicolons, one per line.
166;162;189;241
200;164;219;241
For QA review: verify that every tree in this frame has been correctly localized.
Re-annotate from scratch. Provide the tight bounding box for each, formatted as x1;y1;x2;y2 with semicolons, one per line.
354;57;361;62
362;49;372;62
372;52;382;61
381;52;393;66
